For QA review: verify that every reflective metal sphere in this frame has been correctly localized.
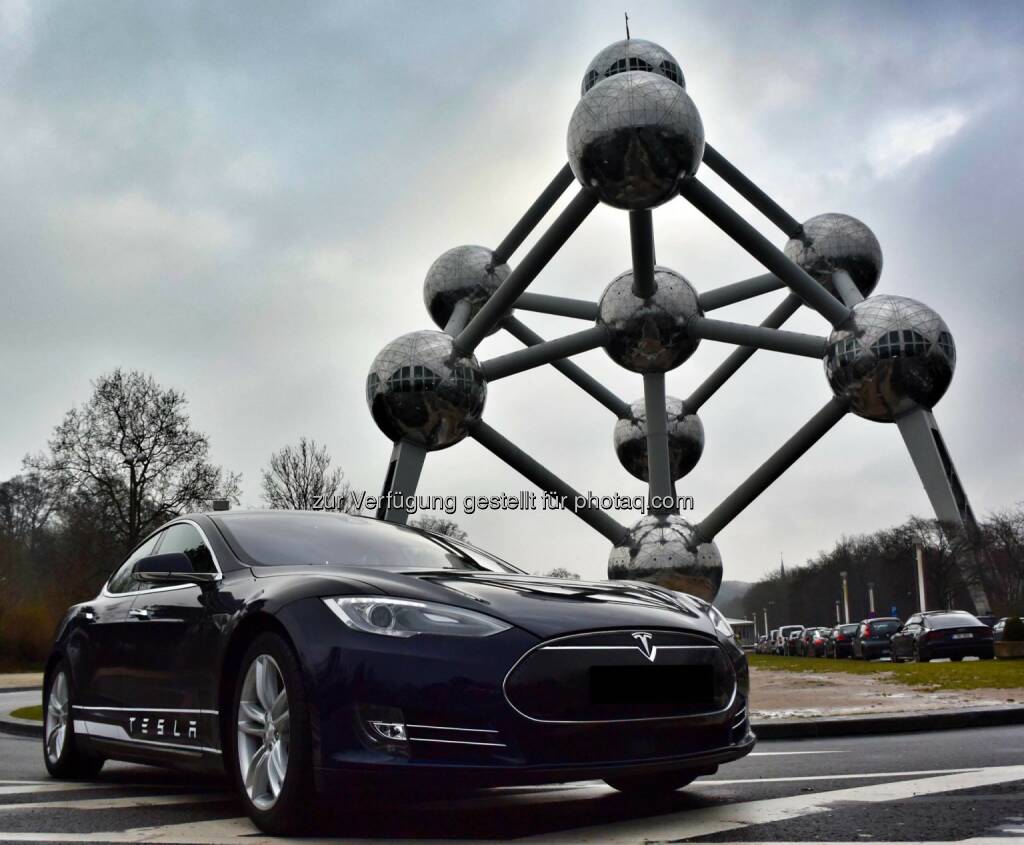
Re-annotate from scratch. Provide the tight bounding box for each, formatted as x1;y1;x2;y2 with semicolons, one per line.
423;245;511;334
598;266;702;372
608;514;723;601
366;330;486;450
824;295;956;422
567;71;704;210
785;213;883;299
581;39;685;95
614;397;704;481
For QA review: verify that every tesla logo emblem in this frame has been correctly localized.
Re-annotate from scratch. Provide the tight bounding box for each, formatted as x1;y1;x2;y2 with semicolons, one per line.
632;631;657;661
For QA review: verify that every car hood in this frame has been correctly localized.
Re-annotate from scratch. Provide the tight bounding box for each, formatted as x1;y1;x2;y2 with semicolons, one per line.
253;565;715;639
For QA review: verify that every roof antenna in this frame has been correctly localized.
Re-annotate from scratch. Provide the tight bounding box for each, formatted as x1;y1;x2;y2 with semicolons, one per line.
624;11;630;40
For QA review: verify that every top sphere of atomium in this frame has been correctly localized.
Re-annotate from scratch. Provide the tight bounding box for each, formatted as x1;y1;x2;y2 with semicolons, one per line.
598;266;702;372
785;213;883;300
567;71;705;210
423;245;511;335
614;397;704;481
824;295;956;422
366;330;486;450
581;38;685;95
608;514;722;601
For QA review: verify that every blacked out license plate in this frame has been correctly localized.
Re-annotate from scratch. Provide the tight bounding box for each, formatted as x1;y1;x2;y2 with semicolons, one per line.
590;664;714;706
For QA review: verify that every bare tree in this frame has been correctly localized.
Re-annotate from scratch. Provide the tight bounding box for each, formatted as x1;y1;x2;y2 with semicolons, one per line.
542;567;580;580
26;369;240;551
0;473;60;551
262;437;354;511
409;516;468;541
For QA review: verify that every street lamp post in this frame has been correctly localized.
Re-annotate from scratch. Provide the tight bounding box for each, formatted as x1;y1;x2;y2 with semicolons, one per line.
835;599;841;624
763;607;769;635
840;570;850;623
868;581;876;615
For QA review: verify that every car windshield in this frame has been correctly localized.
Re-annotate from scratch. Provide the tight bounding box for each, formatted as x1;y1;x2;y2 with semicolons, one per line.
928;612;982;629
839;624;859;634
214;512;521;573
868;620;900;634
780;626;802;636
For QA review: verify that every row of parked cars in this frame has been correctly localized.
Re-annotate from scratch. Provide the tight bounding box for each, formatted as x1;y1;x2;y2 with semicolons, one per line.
755;610;1007;662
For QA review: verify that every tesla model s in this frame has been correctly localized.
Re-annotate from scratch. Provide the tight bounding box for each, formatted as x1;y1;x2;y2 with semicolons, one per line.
42;510;754;834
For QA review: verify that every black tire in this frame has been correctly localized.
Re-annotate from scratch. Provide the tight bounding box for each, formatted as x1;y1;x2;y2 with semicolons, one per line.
915;644;930;663
43;660;105;779
605;769;699;794
950;656;963;662
228;632;316;835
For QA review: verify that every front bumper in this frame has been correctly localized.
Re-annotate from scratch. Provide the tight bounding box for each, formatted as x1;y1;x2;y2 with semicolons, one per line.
280;598;754;789
314;731;755;791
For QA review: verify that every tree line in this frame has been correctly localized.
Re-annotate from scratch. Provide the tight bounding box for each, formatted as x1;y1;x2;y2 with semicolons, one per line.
740;512;1024;631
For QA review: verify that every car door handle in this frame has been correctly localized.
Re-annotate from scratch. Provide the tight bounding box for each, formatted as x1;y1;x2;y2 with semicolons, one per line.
129;608;152;619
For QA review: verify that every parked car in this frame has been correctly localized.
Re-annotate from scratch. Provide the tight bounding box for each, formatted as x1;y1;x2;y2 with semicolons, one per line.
890;610;995;663
775;625;803;655
798;627;829;657
755;634;769;654
825;623;860;659
41;510;755;834
784;629;803;656
993;618;1008;642
851;617;901;660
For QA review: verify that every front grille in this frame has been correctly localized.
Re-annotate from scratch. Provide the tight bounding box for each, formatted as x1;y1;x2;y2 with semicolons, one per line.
504;629;735;723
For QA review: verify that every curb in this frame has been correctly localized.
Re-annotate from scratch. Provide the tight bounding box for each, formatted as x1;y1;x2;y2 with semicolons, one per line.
0;686;43;739
753;704;1024;739
0;716;42;739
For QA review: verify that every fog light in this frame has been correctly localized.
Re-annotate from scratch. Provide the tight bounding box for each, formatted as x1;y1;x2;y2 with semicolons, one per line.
370;721;407;741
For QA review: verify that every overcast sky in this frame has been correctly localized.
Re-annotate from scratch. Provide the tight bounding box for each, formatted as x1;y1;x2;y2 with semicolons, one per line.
2;0;1023;586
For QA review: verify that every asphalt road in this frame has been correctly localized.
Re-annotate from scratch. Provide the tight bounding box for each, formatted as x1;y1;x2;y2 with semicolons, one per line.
1;717;1023;844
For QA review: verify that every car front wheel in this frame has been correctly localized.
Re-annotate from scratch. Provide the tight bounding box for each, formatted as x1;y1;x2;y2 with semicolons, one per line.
915;644;930;663
230;633;315;835
43;661;104;779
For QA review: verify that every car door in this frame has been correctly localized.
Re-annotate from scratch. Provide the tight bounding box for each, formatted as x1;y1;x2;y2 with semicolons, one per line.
121;520;223;751
74;534;161;711
892;615;919;658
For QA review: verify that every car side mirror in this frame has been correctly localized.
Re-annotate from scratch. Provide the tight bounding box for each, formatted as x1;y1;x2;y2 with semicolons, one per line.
133;552;217;587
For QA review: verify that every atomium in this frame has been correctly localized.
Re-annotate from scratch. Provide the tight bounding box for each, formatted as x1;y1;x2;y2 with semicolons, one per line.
825;295;956;422
581;38;685;94
608;514;723;600
614;397;704;482
567;71;704;210
367;36;988;613
366;330;486;450
598;266;702;372
424;245;511;334
785;213;883;300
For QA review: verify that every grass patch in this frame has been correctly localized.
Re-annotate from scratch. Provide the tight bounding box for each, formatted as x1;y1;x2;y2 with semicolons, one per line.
748;653;1024;692
10;704;43;722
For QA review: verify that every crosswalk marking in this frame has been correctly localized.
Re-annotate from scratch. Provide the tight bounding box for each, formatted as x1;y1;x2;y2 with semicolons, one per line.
0;765;1019;843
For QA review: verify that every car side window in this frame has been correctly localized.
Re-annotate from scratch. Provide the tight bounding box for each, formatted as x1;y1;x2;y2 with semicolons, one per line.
107;534;161;594
158;523;217;575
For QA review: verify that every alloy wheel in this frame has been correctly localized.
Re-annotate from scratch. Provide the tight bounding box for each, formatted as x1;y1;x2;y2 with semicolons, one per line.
45;671;69;765
237;654;291;810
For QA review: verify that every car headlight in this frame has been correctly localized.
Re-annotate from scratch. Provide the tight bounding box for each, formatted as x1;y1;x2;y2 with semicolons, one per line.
323;597;512;638
708;605;734;639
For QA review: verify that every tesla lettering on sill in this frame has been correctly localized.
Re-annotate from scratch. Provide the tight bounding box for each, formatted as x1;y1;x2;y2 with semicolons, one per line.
128;716;198;740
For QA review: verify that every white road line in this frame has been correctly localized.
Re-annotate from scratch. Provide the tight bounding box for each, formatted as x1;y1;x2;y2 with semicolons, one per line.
0;793;230;812
749;750;848;756
523;764;1024;843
